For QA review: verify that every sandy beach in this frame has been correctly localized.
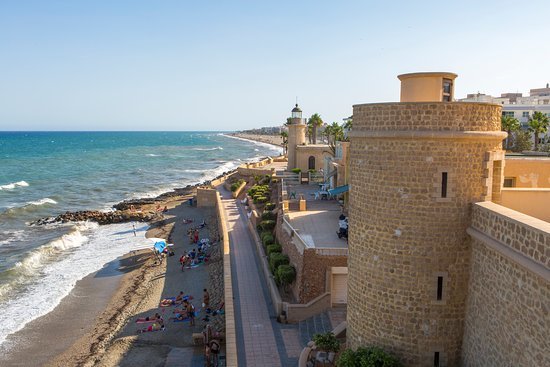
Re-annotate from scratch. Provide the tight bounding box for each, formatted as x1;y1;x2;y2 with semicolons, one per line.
229;133;283;147
0;189;226;367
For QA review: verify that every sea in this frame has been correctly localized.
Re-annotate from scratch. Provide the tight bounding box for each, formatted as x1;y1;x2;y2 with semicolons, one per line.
0;131;281;349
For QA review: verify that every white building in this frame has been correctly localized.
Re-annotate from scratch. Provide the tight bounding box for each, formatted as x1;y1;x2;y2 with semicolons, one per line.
459;84;550;128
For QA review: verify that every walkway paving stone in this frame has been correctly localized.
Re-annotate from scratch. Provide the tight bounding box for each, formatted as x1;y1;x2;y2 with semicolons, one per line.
218;187;282;367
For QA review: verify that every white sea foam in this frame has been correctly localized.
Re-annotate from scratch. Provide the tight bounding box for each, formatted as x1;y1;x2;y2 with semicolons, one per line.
191;146;223;151
146;153;160;157
0;230;27;246
0;181;29;191
25;198;57;207
0;222;148;348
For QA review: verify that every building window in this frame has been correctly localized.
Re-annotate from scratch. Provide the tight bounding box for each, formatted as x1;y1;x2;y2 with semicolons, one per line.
522;111;530;118
436;276;444;301
442;79;452;102
502;111;514;118
434;352;440;367
441;172;448;198
308;156;316;170
503;177;516;187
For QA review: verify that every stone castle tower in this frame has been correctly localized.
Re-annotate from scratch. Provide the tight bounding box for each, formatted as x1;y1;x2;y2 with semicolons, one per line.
286;104;306;170
347;72;507;366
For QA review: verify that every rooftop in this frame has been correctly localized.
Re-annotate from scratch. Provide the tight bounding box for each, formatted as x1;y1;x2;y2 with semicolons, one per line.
283;182;347;249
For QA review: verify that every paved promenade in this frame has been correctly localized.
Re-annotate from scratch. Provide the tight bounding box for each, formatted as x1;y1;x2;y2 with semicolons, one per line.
218;187;301;366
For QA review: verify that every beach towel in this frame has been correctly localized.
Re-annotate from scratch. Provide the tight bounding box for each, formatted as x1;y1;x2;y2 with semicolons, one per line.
159;295;193;307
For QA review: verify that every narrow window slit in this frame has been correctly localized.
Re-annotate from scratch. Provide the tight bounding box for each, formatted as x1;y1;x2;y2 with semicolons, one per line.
434;351;440;367
441;172;448;198
436;276;443;301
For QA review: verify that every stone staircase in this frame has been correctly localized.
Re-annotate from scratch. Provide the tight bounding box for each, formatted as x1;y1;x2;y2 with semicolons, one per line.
298;311;333;346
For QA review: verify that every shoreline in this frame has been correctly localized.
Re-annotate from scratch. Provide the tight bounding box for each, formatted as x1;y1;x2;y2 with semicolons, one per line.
226;132;284;148
0;134;276;365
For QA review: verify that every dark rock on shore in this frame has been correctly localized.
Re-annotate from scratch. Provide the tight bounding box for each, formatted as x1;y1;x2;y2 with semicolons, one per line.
31;210;162;226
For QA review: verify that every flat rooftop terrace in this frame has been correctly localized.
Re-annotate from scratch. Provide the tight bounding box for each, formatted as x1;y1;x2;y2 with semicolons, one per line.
284;182;347;249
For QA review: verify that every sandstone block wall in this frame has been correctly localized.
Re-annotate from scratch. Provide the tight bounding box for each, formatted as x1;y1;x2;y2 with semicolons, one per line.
347;102;504;366
276;214;347;303
462;203;549;367
197;187;217;207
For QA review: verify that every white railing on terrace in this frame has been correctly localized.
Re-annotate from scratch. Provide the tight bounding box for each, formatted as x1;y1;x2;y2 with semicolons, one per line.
314;247;348;256
282;217;310;255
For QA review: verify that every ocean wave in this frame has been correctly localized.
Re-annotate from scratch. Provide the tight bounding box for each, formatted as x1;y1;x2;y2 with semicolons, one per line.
0;230;27;246
0;181;29;191
191;146;223;151
0;222;148;347
146;153;160;157
0;198;58;218
26;198;57;207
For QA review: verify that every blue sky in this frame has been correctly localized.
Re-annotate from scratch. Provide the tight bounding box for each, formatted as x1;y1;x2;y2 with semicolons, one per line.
1;0;549;131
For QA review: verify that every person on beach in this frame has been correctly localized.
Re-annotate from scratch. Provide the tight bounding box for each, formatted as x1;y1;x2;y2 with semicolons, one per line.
185;300;195;326
132;223;136;237
179;252;189;271
175;291;186;303
210;339;221;366
136;313;162;322
193;229;199;243
137;319;164;333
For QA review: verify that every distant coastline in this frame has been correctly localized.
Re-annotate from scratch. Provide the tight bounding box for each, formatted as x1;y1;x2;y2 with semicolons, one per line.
226;132;283;148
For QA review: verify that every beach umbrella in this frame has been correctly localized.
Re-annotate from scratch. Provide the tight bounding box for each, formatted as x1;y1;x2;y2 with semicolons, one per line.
148;237;166;243
154;241;166;254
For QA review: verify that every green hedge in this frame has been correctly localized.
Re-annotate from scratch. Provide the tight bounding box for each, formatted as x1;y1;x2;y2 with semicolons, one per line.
275;264;296;286
261;232;274;246
254;196;269;204
258;219;276;231
336;346;401;367
264;202;276;211
261;211;276;221
230;179;245;192
266;243;282;256
291;168;301;174
269;252;289;273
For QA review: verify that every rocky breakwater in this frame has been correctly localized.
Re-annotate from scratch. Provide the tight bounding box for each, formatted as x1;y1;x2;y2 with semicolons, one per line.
32;209;162;226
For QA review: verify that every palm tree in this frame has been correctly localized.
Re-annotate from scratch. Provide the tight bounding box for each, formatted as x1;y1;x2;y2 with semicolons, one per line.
501;115;520;150
327;122;344;156
307;113;324;144
528;111;550;151
280;131;288;154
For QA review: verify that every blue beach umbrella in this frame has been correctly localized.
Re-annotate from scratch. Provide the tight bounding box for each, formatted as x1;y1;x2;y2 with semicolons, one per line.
154;241;166;254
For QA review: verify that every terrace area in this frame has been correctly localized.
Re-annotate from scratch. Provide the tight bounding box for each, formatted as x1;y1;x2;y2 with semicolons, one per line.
281;179;348;252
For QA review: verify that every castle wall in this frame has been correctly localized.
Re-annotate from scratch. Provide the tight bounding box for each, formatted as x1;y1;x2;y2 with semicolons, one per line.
462;202;549;367
347;102;505;366
276;214;347;303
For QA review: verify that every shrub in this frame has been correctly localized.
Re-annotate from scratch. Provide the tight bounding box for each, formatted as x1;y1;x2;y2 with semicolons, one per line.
313;332;340;353
336;346;401;367
291;168;301;174
259;219;276;231
261;211;276;221
265;202;276;211
269;252;289;273
230;179;244;192
266;243;282;256
254;196;268;204
275;264;296;287
261;233;274;246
